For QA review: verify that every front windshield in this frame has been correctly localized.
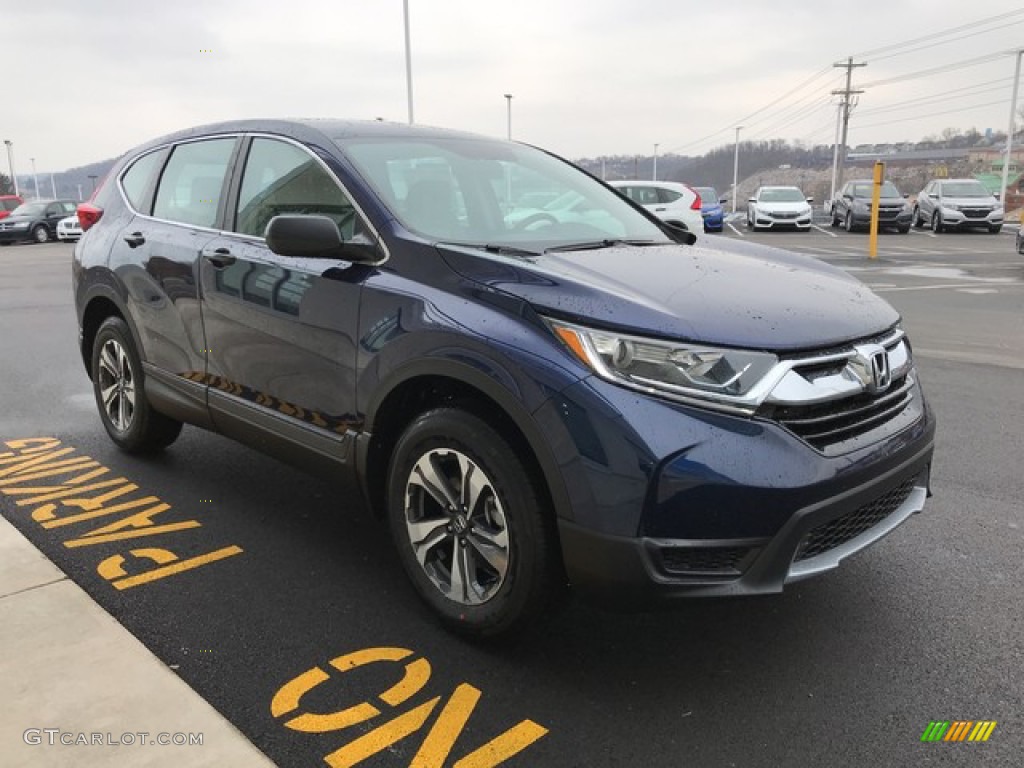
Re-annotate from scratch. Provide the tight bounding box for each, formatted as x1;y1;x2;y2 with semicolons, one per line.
11;203;45;217
851;182;902;199
759;187;805;203
941;182;989;198
338;136;671;250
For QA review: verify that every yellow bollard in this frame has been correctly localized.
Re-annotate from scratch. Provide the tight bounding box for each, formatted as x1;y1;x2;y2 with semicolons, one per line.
869;161;884;260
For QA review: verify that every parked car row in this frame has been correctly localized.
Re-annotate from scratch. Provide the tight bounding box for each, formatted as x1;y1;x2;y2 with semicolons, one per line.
609;181;725;234
0;199;78;244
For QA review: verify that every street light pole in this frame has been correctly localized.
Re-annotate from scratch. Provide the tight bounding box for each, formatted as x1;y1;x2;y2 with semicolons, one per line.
653;143;659;181
403;0;414;124
731;126;743;214
3;140;16;196
504;93;513;140
50;173;57;198
30;157;39;200
1000;49;1023;215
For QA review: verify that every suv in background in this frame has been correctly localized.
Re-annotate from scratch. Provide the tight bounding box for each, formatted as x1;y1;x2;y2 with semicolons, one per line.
71;119;934;638
0;194;24;220
0;199;78;244
913;179;1003;233
609;180;705;234
830;180;912;233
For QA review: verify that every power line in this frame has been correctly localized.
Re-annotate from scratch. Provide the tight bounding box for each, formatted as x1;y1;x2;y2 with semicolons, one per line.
856;78;1013;116
852;9;1024;59
866;20;1024;64
855;99;1008;130
861;51;1013;88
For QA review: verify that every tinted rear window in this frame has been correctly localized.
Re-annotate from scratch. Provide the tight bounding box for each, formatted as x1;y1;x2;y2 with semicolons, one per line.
121;150;168;213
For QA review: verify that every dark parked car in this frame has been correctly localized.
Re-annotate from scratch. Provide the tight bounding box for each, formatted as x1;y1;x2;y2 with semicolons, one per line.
0;199;78;244
72;119;935;637
1017;221;1023;255
830;180;912;233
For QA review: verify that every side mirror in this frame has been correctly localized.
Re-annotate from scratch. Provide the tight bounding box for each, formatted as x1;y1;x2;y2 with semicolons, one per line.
928;193;939;199
806;197;814;203
718;197;727;204
994;192;1001;200
265;215;379;262
747;197;756;204
903;193;910;198
843;194;853;200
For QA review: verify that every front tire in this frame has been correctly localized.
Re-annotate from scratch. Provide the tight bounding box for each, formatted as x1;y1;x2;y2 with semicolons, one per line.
988;224;1002;234
845;212;855;233
387;408;562;638
33;225;49;243
91;317;183;453
931;211;944;233
913;207;924;228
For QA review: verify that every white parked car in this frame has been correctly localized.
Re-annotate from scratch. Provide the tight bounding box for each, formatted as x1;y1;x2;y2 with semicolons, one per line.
747;186;813;231
57;215;83;241
609;180;705;235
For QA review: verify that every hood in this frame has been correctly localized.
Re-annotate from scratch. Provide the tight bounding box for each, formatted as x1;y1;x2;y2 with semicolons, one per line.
756;200;810;212
940;195;998;206
440;238;899;352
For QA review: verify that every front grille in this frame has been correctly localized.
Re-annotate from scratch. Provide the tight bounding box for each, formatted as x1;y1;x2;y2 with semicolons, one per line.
795;477;918;561
768;375;914;450
962;208;991;219
771;211;799;219
660;546;753;576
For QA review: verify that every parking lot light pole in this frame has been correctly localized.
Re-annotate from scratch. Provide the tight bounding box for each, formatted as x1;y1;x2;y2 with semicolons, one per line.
1000;49;1023;214
50;173;57;199
731;126;742;214
30;157;39;201
3;140;16;196
403;0;414;124
504;93;513;140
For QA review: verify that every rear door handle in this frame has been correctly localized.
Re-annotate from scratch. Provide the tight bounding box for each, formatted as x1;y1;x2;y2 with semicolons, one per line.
123;232;145;248
202;247;236;268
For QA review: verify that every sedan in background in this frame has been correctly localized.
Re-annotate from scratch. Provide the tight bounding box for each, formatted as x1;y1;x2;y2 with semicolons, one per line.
747;186;813;231
913;178;1003;233
0;199;78;244
610;180;705;235
57;215;83;241
693;186;725;232
830;180;912;233
1017;223;1023;255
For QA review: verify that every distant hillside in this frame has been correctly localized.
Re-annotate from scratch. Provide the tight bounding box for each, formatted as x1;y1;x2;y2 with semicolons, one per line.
15;157;119;202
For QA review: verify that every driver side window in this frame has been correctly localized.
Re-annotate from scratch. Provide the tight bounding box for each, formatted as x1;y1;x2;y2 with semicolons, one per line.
234;138;367;240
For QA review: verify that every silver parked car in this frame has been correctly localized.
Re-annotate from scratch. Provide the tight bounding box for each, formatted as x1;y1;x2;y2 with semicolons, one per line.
913;179;1003;233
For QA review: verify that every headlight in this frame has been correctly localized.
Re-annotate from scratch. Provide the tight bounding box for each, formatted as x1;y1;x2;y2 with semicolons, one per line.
944;203;960;211
853;201;869;212
10;221;30;229
801;206;812;216
994;206;1004;215
546;318;778;412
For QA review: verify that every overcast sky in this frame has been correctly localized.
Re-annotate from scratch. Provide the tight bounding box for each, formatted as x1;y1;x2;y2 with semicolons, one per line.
5;1;1024;172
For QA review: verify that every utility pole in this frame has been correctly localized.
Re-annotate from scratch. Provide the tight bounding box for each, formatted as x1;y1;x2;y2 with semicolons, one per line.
1000;49;1023;214
731;126;742;214
831;57;866;193
403;0;414;124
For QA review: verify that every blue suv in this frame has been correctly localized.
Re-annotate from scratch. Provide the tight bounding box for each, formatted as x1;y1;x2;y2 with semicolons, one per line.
72;120;935;637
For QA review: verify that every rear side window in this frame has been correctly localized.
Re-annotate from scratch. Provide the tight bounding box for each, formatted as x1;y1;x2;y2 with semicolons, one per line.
657;188;683;203
121;150;167;213
153;139;236;228
235;138;361;239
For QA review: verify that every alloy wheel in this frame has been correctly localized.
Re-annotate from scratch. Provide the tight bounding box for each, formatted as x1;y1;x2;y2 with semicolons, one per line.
403;448;509;605
97;338;136;431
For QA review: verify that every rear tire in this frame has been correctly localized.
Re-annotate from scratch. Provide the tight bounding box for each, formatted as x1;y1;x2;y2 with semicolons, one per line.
387;408;563;639
91;317;183;453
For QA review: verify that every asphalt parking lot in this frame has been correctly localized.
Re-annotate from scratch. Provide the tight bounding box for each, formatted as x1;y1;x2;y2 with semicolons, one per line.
1;231;1022;767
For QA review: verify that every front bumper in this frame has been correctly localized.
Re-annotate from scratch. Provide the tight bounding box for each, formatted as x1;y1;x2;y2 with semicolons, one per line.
939;208;1003;229
753;212;812;229
540;373;935;605
0;228;33;243
852;209;913;228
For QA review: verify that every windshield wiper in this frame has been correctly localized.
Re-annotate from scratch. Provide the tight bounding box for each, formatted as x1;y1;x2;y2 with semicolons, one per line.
440;242;542;257
544;239;659;253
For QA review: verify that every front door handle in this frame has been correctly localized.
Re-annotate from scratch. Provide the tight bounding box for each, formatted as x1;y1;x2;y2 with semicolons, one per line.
202;247;236;268
123;232;145;248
